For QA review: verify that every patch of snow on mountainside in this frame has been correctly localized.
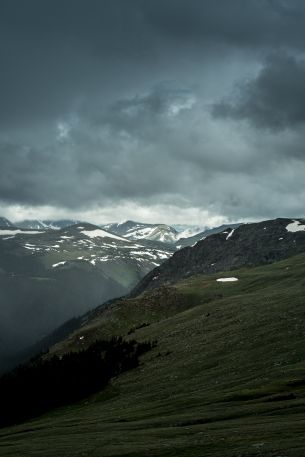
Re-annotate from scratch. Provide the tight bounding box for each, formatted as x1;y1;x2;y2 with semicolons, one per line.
226;229;235;240
216;277;239;282
125;227;155;239
286;220;305;232
52;261;67;267
81;229;129;241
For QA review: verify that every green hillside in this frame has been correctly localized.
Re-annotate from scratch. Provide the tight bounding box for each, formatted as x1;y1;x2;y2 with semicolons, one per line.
2;253;305;456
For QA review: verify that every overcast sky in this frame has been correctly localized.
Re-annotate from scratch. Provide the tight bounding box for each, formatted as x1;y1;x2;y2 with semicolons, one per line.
1;0;305;226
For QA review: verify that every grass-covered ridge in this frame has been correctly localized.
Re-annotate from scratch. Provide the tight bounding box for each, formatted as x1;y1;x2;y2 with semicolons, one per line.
2;253;305;456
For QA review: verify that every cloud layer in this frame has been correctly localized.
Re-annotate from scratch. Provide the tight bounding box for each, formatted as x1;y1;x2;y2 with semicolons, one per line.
1;0;305;225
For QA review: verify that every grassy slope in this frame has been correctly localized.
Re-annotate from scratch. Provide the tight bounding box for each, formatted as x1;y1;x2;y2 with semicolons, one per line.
2;254;305;456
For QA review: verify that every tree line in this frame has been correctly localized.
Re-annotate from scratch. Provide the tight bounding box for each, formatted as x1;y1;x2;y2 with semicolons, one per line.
0;337;155;428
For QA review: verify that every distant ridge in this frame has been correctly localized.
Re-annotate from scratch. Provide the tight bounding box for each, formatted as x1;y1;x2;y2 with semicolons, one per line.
16;219;82;230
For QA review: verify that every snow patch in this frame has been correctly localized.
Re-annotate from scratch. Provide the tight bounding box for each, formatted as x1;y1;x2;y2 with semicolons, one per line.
23;246;41;251
52;261;67;268
216;277;239;282
81;229;128;241
226;229;235;240
286;220;305;233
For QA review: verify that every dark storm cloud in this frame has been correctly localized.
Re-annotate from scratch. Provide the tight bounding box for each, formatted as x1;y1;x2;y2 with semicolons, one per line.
0;0;151;125
1;0;305;222
0;85;198;208
96;84;196;138
142;0;305;48
1;0;305;126
212;53;305;130
2;82;305;223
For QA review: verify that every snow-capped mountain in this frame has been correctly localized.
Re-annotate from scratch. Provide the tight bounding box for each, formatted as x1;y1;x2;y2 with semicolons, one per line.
15;219;243;247
0;217;15;228
103;220;179;243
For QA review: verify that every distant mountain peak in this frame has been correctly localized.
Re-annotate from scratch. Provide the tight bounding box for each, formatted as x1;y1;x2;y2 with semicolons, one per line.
0;217;15;228
102;220;179;243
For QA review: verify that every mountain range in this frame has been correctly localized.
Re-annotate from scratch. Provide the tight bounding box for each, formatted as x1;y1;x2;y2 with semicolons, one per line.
3;216;244;246
2;216;234;371
2;217;305;456
3;216;300;372
102;220;244;247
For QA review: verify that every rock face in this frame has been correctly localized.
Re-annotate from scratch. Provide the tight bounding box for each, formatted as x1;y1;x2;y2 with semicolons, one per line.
132;218;305;295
